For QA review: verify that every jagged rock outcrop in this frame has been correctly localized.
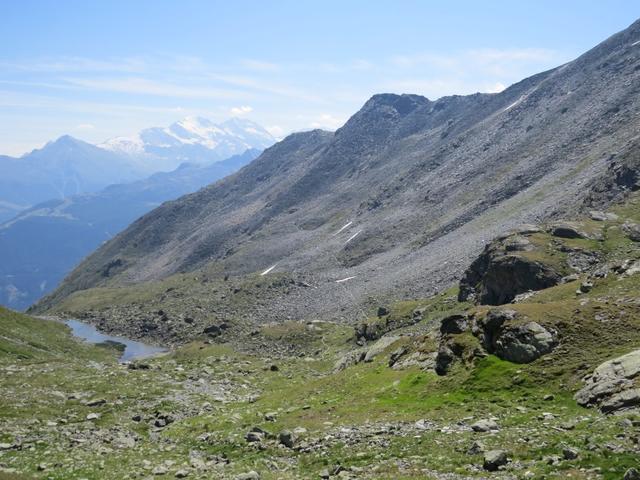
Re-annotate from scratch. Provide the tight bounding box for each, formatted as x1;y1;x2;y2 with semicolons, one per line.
575;350;640;413
435;309;558;374
458;229;563;305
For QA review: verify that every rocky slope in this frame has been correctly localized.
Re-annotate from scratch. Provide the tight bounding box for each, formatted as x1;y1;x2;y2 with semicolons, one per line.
34;20;640;338
3;192;640;479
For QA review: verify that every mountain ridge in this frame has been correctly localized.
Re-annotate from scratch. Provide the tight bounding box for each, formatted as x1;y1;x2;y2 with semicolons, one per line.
34;19;640;336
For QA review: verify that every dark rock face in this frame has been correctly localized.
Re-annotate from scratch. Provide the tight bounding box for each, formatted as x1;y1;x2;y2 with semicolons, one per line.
458;233;563;305
440;314;469;335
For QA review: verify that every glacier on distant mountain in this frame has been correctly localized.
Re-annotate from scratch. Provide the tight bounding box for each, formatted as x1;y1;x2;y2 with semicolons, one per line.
100;116;275;171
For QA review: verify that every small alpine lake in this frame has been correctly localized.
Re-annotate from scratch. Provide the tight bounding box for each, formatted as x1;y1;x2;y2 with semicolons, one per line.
66;319;168;362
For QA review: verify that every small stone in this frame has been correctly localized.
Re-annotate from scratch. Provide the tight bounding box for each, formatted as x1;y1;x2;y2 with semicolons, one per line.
579;281;593;293
175;470;189;478
319;469;330;479
483;450;508;471
86;413;101;421
467;440;485;455
236;472;260;480
245;431;263;443
543;394;555;401
152;465;168;475
264;412;277;422
85;398;106;407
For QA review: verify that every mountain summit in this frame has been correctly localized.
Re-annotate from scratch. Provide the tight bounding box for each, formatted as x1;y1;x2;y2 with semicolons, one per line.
100;116;276;171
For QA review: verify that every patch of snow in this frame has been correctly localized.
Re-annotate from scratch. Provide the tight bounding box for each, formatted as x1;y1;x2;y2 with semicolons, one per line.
344;230;362;245
335;276;357;283
260;263;278;276
333;221;352;236
503;96;525;112
99;134;145;155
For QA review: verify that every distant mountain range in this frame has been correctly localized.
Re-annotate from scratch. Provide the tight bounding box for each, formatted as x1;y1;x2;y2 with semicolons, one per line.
0;117;275;223
0;149;261;310
0;136;146;223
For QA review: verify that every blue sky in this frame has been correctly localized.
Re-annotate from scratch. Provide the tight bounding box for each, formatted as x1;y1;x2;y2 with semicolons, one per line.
1;0;639;155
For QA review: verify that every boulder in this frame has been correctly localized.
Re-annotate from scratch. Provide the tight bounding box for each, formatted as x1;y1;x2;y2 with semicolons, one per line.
624;468;640;480
203;325;222;337
589;210;618;221
549;222;587;239
435;344;457;376
388;346;409;367
245;431;263;443
278;430;296;448
236;472;260;480
575;349;640;413
483;450;508;471
471;419;499;432
623;222;640;242
493;321;557;363
459;232;562;305
440;314;470;334
472;309;516;351
363;336;401;362
333;350;366;372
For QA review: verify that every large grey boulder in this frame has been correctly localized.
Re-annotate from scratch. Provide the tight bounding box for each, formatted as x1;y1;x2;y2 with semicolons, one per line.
493;321;557;363
623;222;640;242
458;232;563;305
575;349;640;413
364;336;401;362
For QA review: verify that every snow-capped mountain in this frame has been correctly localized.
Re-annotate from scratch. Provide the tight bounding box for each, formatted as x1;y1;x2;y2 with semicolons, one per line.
100;116;275;171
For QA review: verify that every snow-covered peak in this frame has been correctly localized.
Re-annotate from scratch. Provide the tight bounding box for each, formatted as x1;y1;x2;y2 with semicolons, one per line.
100;134;145;156
99;116;276;171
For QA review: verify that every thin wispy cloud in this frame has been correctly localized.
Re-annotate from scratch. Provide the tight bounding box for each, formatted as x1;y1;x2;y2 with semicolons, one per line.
63;77;249;100
0;45;570;154
230;105;253;115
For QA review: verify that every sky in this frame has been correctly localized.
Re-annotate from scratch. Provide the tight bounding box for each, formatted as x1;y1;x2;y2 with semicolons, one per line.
1;0;639;156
